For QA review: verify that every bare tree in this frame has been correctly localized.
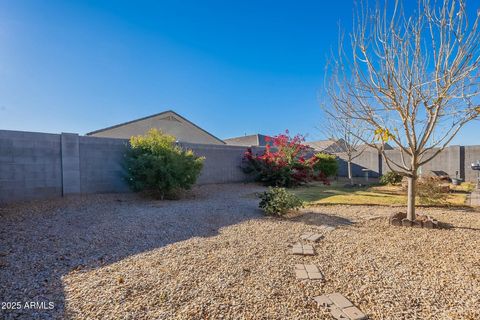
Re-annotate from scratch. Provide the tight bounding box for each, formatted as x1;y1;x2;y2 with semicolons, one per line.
320;106;370;185
326;0;480;220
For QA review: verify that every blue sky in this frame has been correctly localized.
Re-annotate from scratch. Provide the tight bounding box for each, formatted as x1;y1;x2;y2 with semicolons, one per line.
0;0;478;144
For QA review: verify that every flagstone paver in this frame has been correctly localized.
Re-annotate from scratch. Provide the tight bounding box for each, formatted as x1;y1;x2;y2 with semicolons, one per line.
313;293;367;320
318;225;336;232
300;233;324;242
291;243;315;256
294;264;324;280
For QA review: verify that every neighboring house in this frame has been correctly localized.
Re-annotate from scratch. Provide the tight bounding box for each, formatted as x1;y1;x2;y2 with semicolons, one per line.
86;110;225;145
224;134;272;146
306;140;394;154
306;139;349;153
360;142;394;151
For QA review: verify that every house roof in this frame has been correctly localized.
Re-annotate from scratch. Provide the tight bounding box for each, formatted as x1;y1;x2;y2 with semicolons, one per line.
306;139;348;153
86;110;225;144
224;134;271;146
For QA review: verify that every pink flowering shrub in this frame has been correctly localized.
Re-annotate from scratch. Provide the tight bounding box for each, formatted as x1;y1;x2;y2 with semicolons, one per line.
242;131;329;187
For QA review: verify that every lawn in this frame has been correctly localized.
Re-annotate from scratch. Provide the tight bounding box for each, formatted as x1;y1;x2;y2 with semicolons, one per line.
292;181;474;207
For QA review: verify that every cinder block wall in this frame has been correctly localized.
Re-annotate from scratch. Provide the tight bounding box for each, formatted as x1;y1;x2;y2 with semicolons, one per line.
0;130;254;204
381;145;474;181
0;130;63;203
335;149;381;178
465;146;480;182
1;129;480;204
181;142;253;184
79;136;130;194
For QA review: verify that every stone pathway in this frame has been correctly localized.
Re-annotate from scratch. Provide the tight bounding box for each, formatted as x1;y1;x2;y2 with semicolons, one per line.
291;243;315;256
290;226;367;318
294;264;324;280
314;293;367;320
300;232;323;242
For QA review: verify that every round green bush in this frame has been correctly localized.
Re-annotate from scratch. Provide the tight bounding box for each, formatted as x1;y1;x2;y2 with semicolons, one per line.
124;129;204;199
313;153;339;177
380;171;403;185
258;187;303;216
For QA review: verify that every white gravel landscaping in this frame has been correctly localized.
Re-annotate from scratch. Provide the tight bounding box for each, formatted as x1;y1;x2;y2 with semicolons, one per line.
1;183;479;319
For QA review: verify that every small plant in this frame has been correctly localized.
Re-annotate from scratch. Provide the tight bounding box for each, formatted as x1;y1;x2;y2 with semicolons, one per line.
380;171;403;185
258;187;303;216
124;129;204;199
313;153;338;177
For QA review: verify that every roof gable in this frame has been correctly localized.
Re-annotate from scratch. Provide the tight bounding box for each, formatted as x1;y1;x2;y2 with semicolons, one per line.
86;110;225;144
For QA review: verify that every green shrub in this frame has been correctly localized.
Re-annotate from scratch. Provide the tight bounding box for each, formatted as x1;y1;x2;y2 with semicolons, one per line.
313;153;339;177
380;171;403;185
258;187;303;216
124;129;204;199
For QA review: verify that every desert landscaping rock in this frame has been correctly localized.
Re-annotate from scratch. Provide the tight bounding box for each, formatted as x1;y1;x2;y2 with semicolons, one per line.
0;183;479;319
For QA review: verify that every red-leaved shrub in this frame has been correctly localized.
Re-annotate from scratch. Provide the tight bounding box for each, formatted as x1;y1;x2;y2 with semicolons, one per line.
242;131;329;187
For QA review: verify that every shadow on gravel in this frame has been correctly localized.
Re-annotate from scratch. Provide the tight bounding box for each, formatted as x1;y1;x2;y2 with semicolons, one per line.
0;184;264;320
288;211;354;227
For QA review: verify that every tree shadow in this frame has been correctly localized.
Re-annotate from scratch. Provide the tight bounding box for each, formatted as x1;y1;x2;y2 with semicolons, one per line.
287;210;354;227
0;184;265;319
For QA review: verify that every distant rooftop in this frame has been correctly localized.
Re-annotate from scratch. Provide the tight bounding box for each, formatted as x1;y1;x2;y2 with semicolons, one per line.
306;139;348;153
224;134;272;146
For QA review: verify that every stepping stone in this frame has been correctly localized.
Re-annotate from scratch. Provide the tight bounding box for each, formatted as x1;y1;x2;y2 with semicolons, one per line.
313;293;366;320
295;269;309;279
318;225;336;233
330;307;349;319
343;306;367;320
291;243;315;256
361;215;379;221
300;233;324;242
294;264;324;280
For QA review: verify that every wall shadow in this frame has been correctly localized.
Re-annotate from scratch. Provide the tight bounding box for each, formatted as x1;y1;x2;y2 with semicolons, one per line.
0;184;264;319
287;211;354;227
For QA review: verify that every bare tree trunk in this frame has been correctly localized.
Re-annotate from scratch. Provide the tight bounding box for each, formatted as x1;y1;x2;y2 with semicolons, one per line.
406;176;416;221
347;161;353;185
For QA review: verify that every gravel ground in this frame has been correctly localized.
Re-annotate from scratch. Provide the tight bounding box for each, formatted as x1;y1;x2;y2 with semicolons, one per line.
0;183;479;319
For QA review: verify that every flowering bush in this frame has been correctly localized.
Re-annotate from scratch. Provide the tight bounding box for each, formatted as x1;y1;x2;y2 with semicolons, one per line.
242;131;329;187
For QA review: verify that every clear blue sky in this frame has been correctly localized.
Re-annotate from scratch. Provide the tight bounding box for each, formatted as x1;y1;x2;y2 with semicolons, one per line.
0;0;478;144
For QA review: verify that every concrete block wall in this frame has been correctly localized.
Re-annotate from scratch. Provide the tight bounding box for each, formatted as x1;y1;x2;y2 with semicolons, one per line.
181;143;252;184
2;128;480;204
79;136;130;194
61;133;81;195
0;130;253;204
335;149;381;178
418;146;462;179
0;130;63;203
464;145;480;183
381;145;477;182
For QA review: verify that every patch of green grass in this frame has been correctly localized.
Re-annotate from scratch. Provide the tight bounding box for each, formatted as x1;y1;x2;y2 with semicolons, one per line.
451;182;476;193
292;181;469;207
